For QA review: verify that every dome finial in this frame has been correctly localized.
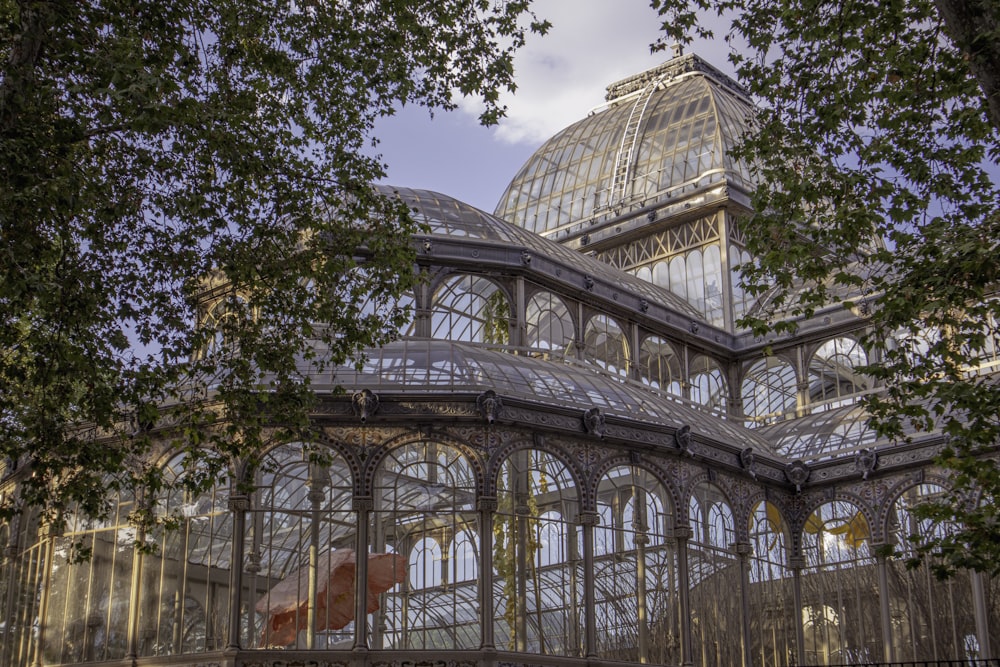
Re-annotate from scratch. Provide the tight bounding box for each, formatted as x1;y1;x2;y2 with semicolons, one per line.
670;42;684;58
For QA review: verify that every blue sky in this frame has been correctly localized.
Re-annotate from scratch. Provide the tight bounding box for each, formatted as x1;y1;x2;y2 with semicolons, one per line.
374;1;734;214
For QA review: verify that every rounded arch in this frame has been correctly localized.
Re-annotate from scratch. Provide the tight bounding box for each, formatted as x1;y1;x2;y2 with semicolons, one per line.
364;430;487;500
805;336;870;410
430;273;512;344
688;354;728;413
637;335;683;396
371;439;480;650
741;355;797;427
524;288;576;355
251;441;355;649
593;463;679;664
583;313;630;377
492;446;583;655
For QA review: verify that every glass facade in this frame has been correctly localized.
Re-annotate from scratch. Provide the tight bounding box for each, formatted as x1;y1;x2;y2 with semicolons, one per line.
1;51;994;667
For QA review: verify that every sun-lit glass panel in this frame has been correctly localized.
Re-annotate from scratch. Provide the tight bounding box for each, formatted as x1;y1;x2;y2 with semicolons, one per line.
801;501;880;665
494;449;581;656
42;494;135;664
140;456;231;656
593;466;677;663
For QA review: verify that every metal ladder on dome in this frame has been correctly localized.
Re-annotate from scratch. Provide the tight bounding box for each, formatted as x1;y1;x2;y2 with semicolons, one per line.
607;76;661;210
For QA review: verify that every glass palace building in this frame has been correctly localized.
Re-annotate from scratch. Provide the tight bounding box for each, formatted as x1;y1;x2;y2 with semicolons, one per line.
2;52;998;667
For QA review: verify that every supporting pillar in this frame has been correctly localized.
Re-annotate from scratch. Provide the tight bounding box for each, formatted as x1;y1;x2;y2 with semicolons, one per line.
579;510;599;658
225;493;249;651
126;495;149;662
733;541;754;667
352;495;373;651
875;549;895;663
971;570;993;659
478;496;497;651
790;555;806;667
32;524;58;667
306;469;325;650
674;526;693;667
635;532;650;663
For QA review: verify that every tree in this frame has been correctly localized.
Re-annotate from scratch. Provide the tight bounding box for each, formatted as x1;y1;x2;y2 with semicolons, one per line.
649;0;1000;574
0;0;549;531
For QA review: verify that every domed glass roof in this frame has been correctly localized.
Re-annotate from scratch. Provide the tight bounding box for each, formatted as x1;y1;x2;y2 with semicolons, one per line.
494;54;754;238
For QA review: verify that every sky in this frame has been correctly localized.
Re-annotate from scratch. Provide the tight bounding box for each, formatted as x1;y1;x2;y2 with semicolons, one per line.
374;1;735;214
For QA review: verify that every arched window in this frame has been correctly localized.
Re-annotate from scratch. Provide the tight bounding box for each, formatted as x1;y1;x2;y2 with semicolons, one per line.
593;466;676;663
887;484;978;661
689;355;727;413
374;441;478;650
139;455;231;656
524;290;574;354
449;530;478;583
688;482;740;667
800;501;880;665
494;449;580;656
584;314;629;377
742;356;797;427
430;275;510;344
251;442;354;650
409;537;443;590
638;336;682;396
808;337;869;410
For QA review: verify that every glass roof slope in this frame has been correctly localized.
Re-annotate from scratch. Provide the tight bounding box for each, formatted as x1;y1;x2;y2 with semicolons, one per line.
330;339;771;451
758;403;878;461
376;185;705;320
493;58;754;238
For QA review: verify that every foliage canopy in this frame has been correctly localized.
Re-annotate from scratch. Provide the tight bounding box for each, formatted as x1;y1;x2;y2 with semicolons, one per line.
0;0;548;529
651;0;1000;574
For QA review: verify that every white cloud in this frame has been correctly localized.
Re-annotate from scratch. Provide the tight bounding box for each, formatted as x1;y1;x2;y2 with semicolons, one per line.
461;0;735;146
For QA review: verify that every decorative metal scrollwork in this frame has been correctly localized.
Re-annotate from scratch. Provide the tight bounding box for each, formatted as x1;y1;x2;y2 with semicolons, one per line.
740;447;757;479
674;424;692;453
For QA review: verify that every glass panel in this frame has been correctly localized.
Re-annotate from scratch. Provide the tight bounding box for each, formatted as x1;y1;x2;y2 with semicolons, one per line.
375;441;479;650
583;314;629;377
689;482;741;666
249;442;355;650
524;290;574;355
748;501;796;666
594;466;677;663
431;275;510;344
743;357;798;428
494;449;581;656
140;456;231;655
689;355;728;414
41;494;135;664
800;501;881;664
638;335;682;396
887;484;978;661
807;337;869;412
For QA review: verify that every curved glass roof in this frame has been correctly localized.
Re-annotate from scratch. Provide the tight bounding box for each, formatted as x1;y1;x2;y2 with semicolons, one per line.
494;55;754;238
330;339;771;451
376;185;705;320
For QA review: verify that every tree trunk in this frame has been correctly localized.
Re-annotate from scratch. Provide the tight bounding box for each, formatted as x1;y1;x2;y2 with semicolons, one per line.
934;0;1000;133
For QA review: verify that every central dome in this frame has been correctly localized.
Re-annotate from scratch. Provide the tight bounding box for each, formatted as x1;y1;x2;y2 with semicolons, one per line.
494;53;754;239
